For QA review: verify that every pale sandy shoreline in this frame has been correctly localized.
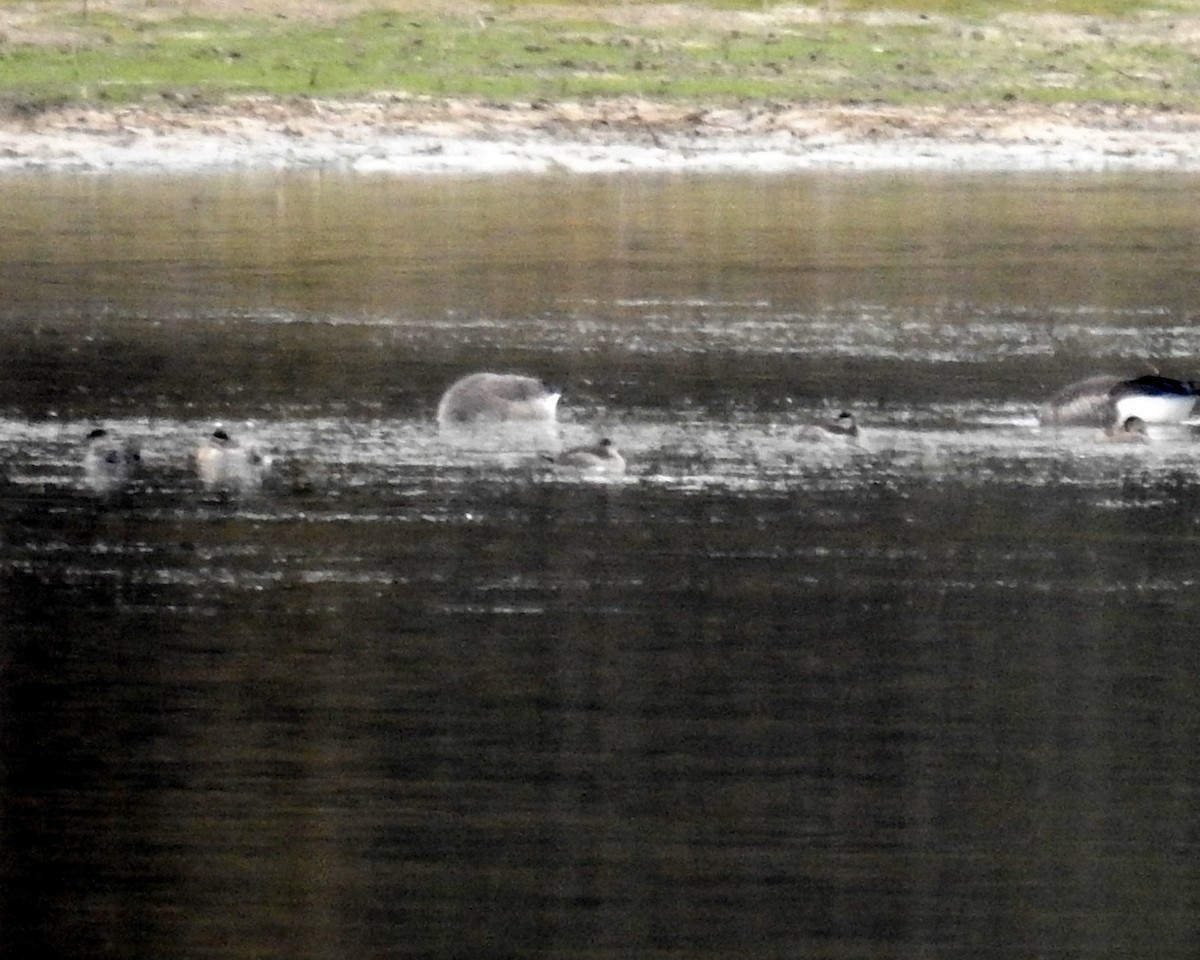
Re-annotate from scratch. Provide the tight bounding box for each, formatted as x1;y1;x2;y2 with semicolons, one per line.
4;97;1200;175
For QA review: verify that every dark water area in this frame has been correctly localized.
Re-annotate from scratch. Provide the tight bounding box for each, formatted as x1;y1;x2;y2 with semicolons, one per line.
4;171;1200;959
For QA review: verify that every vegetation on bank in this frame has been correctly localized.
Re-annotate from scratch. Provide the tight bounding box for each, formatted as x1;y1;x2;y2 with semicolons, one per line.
0;0;1196;116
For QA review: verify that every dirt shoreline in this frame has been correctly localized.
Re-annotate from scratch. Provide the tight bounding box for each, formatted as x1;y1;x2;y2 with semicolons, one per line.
5;96;1200;175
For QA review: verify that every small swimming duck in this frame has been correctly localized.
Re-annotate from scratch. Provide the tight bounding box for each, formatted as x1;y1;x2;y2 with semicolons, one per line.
195;428;271;491
1041;373;1198;426
544;437;626;475
437;372;562;426
797;410;860;444
1101;415;1149;444
83;427;142;493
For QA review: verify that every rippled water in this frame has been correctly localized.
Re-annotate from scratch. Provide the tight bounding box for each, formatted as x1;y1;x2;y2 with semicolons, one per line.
4;171;1200;960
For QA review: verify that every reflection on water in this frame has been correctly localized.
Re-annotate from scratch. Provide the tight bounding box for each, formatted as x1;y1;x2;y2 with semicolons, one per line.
4;172;1200;959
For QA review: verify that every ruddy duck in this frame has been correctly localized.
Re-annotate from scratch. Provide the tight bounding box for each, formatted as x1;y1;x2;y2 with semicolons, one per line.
1101;415;1149;443
544;437;626;475
83;427;142;493
195;428;271;491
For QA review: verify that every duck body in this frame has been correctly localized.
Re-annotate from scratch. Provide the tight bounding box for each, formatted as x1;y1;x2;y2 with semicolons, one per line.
796;411;860;444
545;438;626;475
1111;375;1198;424
84;428;142;493
195;428;271;491
437;372;561;427
1041;374;1198;426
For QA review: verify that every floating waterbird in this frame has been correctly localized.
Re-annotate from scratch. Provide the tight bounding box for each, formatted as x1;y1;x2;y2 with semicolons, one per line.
797;410;861;444
1040;373;1198;426
436;372;561;426
1111;375;1198;424
543;437;626;475
83;427;142;493
1101;415;1149;444
195;427;271;491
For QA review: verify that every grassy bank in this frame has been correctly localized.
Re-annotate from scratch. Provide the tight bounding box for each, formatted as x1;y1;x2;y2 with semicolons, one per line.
0;0;1197;115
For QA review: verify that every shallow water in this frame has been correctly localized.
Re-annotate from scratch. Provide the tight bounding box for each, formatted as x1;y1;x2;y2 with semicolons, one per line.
4;171;1200;960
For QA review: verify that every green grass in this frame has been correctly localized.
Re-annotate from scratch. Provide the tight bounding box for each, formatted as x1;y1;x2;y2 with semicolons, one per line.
0;2;1197;113
827;0;1187;12
499;0;1187;11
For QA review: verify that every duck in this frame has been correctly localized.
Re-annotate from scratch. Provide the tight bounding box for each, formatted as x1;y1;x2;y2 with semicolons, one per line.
796;410;861;444
543;437;626;475
83;427;142;493
1040;373;1198;426
194;427;271;491
1101;415;1149;444
436;372;561;426
1111;375;1198;424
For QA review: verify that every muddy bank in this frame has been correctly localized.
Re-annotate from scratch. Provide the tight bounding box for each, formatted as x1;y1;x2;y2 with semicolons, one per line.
4;96;1200;174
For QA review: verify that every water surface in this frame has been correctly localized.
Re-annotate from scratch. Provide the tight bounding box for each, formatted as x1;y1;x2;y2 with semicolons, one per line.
4;171;1200;960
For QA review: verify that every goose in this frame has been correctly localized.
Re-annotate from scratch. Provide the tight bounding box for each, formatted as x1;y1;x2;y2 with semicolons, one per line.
83;427;142;493
1040;373;1198;426
195;428;271;490
544;437;626;475
436;372;561;426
